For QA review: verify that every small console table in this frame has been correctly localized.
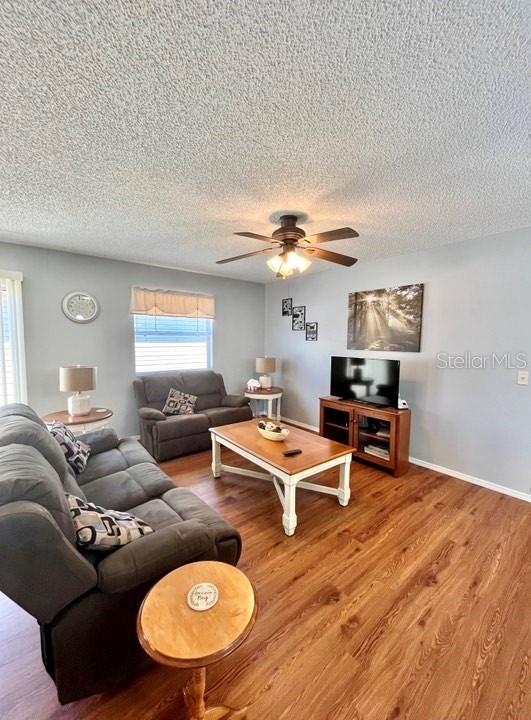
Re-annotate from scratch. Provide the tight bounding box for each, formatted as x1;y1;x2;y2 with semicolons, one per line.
319;396;411;477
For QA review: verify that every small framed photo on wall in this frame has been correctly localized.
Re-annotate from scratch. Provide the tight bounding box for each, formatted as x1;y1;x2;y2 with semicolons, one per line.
282;298;293;316
292;305;306;330
306;322;318;341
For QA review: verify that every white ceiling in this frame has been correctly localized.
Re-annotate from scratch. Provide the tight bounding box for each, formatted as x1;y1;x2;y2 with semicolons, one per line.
0;1;529;283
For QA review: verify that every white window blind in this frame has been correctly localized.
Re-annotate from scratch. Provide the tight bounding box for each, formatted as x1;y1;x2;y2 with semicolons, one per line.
133;315;213;373
0;270;27;405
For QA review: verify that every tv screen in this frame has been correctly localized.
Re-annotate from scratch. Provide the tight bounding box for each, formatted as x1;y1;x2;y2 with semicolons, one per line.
330;356;400;408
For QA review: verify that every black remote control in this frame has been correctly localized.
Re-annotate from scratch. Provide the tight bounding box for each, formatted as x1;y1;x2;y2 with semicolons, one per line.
283;448;302;457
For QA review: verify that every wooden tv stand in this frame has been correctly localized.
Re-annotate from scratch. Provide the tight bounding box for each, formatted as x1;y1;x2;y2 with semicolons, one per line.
319;396;411;477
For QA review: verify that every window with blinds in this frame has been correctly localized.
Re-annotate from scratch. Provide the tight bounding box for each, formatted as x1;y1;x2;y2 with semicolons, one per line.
133;315;213;373
0;272;27;406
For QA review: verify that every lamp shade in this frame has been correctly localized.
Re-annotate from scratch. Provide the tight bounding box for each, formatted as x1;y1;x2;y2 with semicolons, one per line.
59;366;97;392
255;357;276;374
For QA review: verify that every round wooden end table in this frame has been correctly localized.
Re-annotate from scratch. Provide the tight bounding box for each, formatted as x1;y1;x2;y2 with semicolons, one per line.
244;387;283;423
42;407;113;436
137;561;257;720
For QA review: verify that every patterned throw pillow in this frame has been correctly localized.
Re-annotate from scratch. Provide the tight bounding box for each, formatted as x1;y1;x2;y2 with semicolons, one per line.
66;494;154;550
162;387;197;415
49;421;91;474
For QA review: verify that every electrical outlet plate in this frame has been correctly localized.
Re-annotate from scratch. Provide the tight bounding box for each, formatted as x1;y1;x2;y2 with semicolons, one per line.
517;370;529;385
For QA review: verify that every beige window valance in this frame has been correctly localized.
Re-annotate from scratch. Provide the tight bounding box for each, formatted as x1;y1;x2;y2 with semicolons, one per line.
130;287;215;319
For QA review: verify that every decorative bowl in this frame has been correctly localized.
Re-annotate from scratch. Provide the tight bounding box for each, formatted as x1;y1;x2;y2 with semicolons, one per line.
257;422;290;442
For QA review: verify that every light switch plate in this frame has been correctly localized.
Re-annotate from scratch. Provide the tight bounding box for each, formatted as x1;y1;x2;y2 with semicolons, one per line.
517;370;529;385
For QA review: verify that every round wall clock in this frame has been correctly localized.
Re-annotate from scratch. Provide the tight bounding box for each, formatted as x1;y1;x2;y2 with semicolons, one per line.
62;291;100;323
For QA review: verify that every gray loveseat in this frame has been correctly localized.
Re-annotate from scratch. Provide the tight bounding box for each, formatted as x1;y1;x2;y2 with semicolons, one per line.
133;370;252;461
0;403;241;703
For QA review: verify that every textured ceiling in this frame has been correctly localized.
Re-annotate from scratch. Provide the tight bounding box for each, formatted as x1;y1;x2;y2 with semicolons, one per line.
0;1;529;283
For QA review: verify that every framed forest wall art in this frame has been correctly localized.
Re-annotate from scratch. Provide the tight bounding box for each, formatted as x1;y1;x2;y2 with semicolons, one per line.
347;283;424;352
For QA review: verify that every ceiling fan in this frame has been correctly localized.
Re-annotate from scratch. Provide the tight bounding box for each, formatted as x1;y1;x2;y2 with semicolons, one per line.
216;214;359;278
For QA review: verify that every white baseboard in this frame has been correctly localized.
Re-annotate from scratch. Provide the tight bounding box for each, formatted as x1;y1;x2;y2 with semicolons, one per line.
281;416;320;433
281;416;531;504
409;456;531;503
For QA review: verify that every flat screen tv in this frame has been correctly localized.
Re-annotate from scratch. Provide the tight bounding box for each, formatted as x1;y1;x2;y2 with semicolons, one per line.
330;356;400;408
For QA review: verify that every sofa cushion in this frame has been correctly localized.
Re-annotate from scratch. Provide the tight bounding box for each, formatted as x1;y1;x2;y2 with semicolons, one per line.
203;406;253;427
66;494;154;551
0;415;71;485
0;403;48;428
81;463;175;511
161;487;242;554
77;437;156;485
156;413;210;441
135;371;226;412
143;373;185;405
96;519;214;594
177;370;223;411
0;444;76;544
64;472;87;500
77;428;120;455
127;497;183;530
131;487;240;550
49;422;91;474
162;388;197;416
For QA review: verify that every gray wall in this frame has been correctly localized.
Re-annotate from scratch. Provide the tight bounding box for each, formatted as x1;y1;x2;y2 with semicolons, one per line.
0;242;265;436
265;228;531;495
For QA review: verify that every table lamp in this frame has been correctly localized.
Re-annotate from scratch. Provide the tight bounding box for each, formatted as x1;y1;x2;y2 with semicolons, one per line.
255;357;276;389
60;366;97;416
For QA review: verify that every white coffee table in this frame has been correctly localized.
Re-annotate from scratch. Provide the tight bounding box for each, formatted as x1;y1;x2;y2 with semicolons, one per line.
244;386;283;422
210;419;353;536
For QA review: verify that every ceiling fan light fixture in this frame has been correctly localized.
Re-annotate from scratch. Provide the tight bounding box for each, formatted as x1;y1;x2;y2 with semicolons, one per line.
286;250;312;273
267;250;311;278
219;215;358;277
266;255;283;273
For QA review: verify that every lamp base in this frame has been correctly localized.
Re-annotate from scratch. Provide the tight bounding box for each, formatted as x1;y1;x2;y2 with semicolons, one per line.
259;375;272;389
67;394;91;416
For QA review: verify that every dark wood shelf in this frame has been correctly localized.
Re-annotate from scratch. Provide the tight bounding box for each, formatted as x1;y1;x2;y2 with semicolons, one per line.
361;450;391;466
359;431;390;442
324;421;349;431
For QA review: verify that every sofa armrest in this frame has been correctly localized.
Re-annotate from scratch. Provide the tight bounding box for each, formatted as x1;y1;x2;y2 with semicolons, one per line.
96;520;214;594
221;394;250;408
0;501;97;624
77;427;120;454
138;407;166;421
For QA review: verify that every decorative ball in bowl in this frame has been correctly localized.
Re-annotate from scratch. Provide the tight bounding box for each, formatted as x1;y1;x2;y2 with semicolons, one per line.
257;420;290;442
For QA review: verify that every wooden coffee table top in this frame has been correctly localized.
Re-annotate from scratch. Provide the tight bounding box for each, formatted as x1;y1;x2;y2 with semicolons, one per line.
210;419;354;476
137;561;257;669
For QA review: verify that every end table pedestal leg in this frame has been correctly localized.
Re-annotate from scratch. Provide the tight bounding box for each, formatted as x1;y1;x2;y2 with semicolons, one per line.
182;667;248;720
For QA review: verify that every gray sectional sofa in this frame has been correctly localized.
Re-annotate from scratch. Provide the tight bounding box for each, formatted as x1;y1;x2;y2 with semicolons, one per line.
0;403;241;703
133;369;252;461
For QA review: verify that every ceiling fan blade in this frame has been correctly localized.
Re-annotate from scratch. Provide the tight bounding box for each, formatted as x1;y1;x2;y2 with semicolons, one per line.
233;231;280;243
300;246;358;267
216;247;275;264
303;227;359;244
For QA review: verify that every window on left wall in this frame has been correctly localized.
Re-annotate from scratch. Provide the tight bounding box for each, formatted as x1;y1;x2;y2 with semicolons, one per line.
0;270;27;405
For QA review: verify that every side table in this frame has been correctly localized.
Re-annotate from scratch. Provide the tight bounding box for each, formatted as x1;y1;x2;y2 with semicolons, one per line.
41;408;113;436
137;560;257;720
244;387;283;423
